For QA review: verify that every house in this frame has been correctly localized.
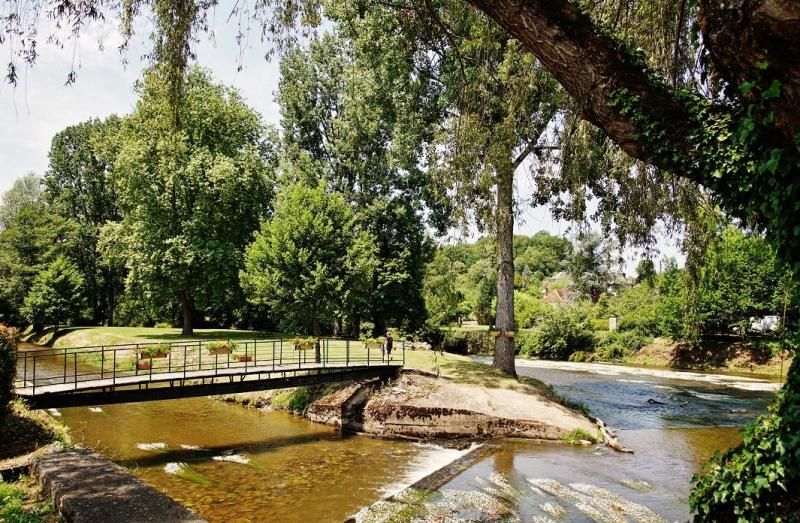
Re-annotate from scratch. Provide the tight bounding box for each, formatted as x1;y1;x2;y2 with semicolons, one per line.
541;288;572;304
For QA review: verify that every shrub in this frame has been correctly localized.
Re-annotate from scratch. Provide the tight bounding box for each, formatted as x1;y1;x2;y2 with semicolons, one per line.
207;340;240;354
690;358;800;520
591;318;609;331
594;331;652;361
515;292;551;329
526;307;594;360
560;428;598;444
154;322;172;329
568;350;596;363
136;343;172;358
286;387;313;413
0;325;17;421
515;331;538;357
441;330;493;355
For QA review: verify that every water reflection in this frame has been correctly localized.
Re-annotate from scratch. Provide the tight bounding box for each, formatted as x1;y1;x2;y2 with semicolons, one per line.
59;397;454;523
430;359;779;521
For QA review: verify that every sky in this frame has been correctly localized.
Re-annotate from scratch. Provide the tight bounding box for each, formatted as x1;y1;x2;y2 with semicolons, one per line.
0;7;684;274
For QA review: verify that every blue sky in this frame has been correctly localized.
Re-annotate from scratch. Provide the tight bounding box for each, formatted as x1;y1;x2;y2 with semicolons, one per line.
0;8;683;272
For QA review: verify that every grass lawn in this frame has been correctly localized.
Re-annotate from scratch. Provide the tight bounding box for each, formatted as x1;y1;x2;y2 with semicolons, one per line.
31;326;281;348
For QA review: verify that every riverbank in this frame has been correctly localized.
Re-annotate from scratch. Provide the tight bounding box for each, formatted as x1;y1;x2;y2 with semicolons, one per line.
0;401;68;522
220;350;600;443
618;337;792;376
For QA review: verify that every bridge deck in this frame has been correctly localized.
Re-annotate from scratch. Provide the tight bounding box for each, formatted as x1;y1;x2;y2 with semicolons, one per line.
15;337;404;409
15;361;377;396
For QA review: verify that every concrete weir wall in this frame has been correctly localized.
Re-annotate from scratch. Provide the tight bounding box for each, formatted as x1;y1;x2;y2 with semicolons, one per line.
362;404;567;440
32;449;206;523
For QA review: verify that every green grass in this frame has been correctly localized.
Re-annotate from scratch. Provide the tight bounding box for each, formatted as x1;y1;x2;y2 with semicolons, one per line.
36;326;278;348
0;476;57;523
559;428;598;445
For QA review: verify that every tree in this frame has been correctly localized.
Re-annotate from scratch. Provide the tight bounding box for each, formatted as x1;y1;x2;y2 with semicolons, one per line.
109;68;274;335
21;256;85;332
0;204;77;325
277;33;433;334
423;249;466;327
45;116;125;325
635;259;656;287
568;233;613;303
0;173;44;230
328;2;564;376
241;182;379;335
515;232;573;289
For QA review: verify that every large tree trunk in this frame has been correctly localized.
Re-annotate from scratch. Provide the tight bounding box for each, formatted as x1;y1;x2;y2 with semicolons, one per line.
467;0;800;159
180;289;194;336
492;160;516;377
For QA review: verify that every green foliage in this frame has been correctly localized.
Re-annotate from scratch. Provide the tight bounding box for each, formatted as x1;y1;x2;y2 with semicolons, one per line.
206;340;239;354
136;343;172;358
0;204;77;325
594;331;652;361
515;291;551;329
423;249;467;327
636;258;657;286
0;173;44;230
0;325;17;420
21;256;86;330
567;232;613;303
241;182;378;335
290;337;316;351
560;428;598;445
440;330;493;355
277;32;432;333
605;283;663;337
590;319;609;331
154;322;172;329
107;67;274;333
0;477;55;523
690;357;800;521
271;386;316;414
45;116;125;325
522;306;595;360
697;226;793;334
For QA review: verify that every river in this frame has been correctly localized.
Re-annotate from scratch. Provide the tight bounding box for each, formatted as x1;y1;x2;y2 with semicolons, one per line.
48;356;779;522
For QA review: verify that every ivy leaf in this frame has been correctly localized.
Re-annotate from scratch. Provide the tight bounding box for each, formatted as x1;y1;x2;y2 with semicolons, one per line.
764;149;782;174
739;81;756;96
762;80;781;100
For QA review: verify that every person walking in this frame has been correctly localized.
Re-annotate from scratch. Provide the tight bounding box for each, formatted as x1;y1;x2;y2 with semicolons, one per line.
385;332;393;362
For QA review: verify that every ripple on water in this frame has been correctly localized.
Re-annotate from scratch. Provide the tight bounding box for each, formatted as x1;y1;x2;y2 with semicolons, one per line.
136;442;167;451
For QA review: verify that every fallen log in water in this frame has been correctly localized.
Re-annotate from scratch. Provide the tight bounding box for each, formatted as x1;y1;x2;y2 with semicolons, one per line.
594;418;634;453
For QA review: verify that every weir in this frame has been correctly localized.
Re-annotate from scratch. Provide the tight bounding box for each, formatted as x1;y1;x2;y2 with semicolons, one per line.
14;338;403;409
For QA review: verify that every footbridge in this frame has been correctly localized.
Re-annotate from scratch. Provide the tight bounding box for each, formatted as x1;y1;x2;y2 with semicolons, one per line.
14;338;403;409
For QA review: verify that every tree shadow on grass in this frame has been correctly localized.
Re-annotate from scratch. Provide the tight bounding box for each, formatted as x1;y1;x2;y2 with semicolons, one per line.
0;402;66;461
438;357;528;391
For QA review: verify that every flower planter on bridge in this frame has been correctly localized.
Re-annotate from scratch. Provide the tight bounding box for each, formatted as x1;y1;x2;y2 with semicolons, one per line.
137;361;152;371
138;351;168;359
206;341;236;355
235;355;253;363
136;344;171;359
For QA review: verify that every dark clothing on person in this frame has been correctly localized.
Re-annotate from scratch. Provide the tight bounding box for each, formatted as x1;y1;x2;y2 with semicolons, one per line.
385;335;393;359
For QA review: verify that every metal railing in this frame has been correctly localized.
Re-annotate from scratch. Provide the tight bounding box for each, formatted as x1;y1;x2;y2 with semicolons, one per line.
15;337;405;395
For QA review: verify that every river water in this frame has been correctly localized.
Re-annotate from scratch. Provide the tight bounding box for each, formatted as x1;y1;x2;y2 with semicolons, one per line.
48;355;780;522
417;358;779;522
